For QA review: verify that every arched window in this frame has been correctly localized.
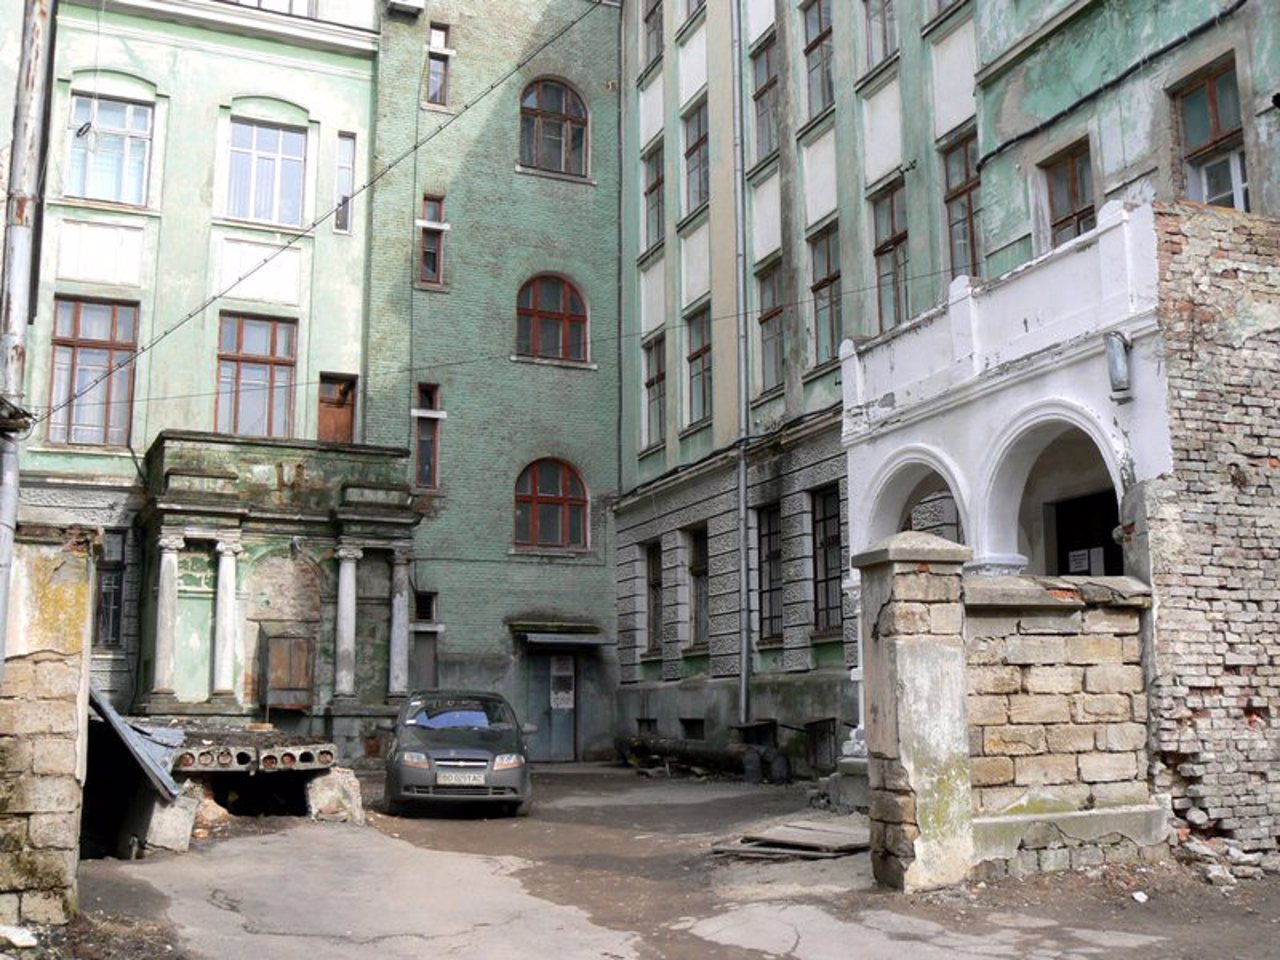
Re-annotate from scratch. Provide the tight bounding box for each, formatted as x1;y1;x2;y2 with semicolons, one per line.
517;276;587;361
515;459;587;548
519;79;588;176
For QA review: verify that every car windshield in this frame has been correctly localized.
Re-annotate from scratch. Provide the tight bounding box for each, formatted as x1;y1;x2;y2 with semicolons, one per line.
406;697;514;730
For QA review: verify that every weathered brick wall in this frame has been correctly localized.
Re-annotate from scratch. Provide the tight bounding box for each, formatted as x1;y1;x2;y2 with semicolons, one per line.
966;578;1151;816
1148;203;1280;854
0;534;94;925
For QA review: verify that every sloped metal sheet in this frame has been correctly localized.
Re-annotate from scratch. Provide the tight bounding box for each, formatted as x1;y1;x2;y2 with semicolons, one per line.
88;686;182;801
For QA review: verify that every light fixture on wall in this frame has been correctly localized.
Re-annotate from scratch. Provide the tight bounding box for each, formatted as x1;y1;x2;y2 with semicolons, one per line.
1104;331;1132;403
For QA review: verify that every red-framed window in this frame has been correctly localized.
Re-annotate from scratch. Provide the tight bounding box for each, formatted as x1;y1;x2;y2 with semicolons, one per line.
1044;142;1095;247
686;306;712;424
48;298;137;446
643;141;664;249
758;261;784;391
684;100;709;213
519;79;588;177
809;224;841;363
1177;62;1248;211
643;333;666;447
517;275;588;361
873;182;909;330
515;459;588;548
427;24;450;106
420;195;446;285
216;313;295;438
943;134;981;279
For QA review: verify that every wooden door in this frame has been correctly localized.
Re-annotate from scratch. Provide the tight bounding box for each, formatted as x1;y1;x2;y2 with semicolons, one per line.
318;374;356;443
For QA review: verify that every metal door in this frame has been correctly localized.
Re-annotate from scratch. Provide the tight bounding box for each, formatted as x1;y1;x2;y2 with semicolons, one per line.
526;653;576;762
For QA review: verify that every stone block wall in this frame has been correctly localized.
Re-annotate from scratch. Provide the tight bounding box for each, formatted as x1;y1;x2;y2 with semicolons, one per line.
1145;203;1280;855
0;533;94;925
965;578;1152;816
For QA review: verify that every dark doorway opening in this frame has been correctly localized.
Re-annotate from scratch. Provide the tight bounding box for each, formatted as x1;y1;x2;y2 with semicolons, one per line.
1052;490;1123;576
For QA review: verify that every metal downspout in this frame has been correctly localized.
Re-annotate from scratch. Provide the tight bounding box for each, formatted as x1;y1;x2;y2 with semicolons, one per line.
728;0;751;726
0;0;56;684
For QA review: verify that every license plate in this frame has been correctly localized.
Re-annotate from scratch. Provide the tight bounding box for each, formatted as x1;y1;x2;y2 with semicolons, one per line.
437;771;486;786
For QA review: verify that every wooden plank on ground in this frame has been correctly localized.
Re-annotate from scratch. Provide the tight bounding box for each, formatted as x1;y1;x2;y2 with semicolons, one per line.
740;820;870;853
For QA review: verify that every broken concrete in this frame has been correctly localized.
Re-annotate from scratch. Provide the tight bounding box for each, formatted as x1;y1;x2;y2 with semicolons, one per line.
306;767;365;824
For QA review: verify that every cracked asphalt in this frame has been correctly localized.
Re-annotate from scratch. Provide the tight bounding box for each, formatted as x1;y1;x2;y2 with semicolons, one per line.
77;764;1280;959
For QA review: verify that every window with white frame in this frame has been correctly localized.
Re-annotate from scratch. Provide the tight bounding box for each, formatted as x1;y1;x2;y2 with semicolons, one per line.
413;383;445;489
1177;62;1248;211
427;23;451;107
334;133;355;233
227;118;306;226
228;0;315;16
66;95;153;205
418;195;448;285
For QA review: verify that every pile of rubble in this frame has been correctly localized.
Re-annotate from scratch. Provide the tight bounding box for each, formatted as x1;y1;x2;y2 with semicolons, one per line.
1175;837;1280;887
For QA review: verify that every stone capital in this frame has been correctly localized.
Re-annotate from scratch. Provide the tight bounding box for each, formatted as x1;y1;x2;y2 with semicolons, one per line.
335;546;364;563
216;540;245;557
391;543;415;565
158;533;186;553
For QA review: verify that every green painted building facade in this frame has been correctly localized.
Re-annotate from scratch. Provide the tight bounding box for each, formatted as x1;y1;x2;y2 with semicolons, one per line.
365;0;621;760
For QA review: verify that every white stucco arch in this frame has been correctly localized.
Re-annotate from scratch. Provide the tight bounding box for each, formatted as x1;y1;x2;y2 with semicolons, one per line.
858;444;971;552
973;399;1127;569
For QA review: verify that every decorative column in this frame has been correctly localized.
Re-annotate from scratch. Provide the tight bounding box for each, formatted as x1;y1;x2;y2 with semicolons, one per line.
388;545;412;699
212;539;243;701
152;532;185;697
334;544;363;698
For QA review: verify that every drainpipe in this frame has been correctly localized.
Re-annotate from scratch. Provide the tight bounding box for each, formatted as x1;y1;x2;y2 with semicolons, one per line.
0;0;56;684
728;0;751;726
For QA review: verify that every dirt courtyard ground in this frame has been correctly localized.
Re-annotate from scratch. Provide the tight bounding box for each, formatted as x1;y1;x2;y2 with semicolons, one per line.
35;764;1280;959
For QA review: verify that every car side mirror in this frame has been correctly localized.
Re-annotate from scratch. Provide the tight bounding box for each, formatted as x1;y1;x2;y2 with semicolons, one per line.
522;723;539;736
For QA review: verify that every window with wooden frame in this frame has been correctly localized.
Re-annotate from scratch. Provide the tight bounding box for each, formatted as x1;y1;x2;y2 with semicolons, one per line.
1043;142;1095;247
809;224;841;364
943;133;981;279
752;35;779;160
643;0;664;67
334;132;356;233
48;298;137;446
94;530;127;648
643;333;666;447
1177;62;1248;211
427;24;451;106
216;314;295;438
227;118;306;226
519;79;588;177
757;261;784;391
864;0;898;70
686;527;709;648
758;504;782;642
811;485;843;632
418;194;447;285
643;141;665;249
803;0;834;118
684;0;705;20
685;306;712;425
412;383;445;489
645;542;664;654
683;100;709;213
873;182;909;330
66;95;153;205
514;459;588;549
517;275;588;362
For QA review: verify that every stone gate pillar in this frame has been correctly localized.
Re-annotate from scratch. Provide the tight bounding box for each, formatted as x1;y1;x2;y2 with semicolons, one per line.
850;531;974;892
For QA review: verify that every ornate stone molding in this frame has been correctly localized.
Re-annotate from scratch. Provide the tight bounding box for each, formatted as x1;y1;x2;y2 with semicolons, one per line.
335;546;364;562
158;534;186;553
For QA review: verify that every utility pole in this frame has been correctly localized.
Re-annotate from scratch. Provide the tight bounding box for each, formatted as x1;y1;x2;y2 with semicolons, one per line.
0;0;56;684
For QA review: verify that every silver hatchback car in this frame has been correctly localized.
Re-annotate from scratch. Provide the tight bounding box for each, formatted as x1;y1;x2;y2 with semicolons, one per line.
384;690;535;817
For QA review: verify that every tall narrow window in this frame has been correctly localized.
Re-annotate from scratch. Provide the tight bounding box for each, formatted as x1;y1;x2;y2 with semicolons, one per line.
687;528;709;648
864;0;898;70
752;36;779;160
943;134;980;279
334;133;356;233
684;101;709;213
520;79;588;177
514;459;588;549
686;306;712;424
66;95;152;205
644;0;664;67
517;276;588;361
1178;63;1248;211
1044;142;1095;247
48;298;137;447
643;142;665;249
643;333;666;447
873;183;909;330
413;384;445;489
419;195;447;285
427;24;451;106
812;485;843;632
758;505;782;642
758;262;784;391
684;0;705;19
645;542;664;654
803;0;834;118
94;531;127;648
227;119;306;226
809;225;841;364
216;314;295;438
